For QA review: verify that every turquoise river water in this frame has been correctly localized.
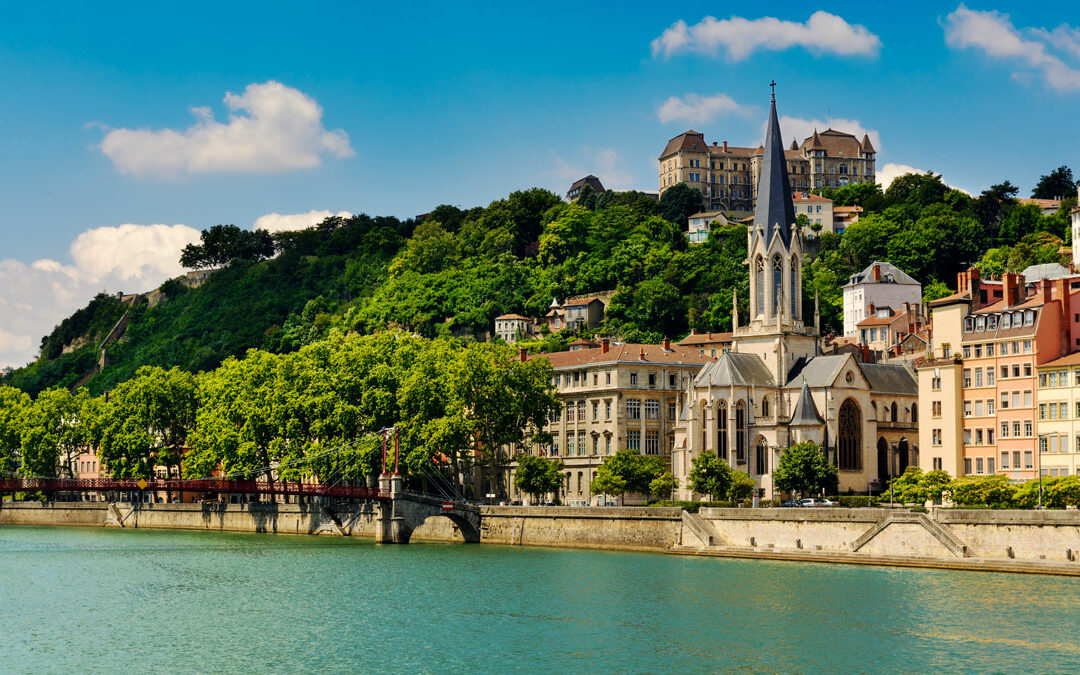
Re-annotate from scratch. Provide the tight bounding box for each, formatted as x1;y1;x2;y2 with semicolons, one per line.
1;525;1079;673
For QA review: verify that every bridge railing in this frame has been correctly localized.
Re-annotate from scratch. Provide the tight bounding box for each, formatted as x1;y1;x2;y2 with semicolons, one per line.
0;478;390;500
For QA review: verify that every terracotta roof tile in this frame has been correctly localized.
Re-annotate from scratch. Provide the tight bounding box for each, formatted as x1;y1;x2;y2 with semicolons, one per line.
677;331;733;346
532;343;715;369
1040;352;1080;368
495;313;531;321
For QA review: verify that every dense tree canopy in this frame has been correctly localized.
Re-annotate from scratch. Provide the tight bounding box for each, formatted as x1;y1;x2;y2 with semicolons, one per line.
1032;165;1075;200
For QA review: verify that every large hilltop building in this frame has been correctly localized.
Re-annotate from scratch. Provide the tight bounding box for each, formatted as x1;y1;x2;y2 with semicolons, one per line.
658;125;876;213
671;90;915;499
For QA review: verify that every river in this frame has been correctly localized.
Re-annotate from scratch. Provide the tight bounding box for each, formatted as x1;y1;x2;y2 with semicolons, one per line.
1;525;1078;673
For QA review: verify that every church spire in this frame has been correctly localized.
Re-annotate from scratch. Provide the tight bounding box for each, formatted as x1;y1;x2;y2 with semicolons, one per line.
752;84;797;248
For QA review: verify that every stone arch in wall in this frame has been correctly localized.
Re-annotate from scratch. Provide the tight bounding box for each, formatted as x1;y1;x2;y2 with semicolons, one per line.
716;400;728;460
838;398;861;471
897;438;910;475
755;435;769;475
877;437;889;485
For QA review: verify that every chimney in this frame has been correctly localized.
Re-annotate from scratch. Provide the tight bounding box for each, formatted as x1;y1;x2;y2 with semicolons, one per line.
518;347;528;363
639;347;646;361
1041;279;1053;304
663;337;671;351
872;264;881;281
722;141;728;152
968;267;981;306
601;338;610;354
957;271;967;293
868;303;876;316
1003;273;1019;308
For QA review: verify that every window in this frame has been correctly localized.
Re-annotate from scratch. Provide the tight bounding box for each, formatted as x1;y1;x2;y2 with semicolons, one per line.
1023;339;1032;352
1023;390;1032;408
577;401;585;420
986;368;995;386
1013;450;1021;468
1024;312;1034;328
1046;372;1055;387
975;429;984;445
644;399;660;420
963;346;972;358
645;430;659;455
933;458;943;471
987;343;996;356
1000;392;1009;409
963;400;972;417
605;436;612;454
1000;365;1009;379
1040;403;1047;420
579;430;586;456
566;432;575;456
932;429;942;445
1024;420;1033;437
756;437;769;474
717;402;729;460
627;400;641;420
975;369;983;387
648;373;656;388
1012;364;1021;378
838;399;861;471
964;429;972;445
932;401;942;417
605;401;611;419
1013;421;1021;437
592;401;599;420
669;374;677;388
931;376;942;390
668;401;677;420
593;373;598;386
630;373;638;386
1012;391;1021;408
1001;421;1008;438
963;369;971;387
573;371;580;384
974;400;984;417
1024;451;1033;469
553;406;562;422
1024;363;1032;378
566;402;575;422
987;428;995;444
1002;314;1011;329
592;435;599;455
987;400;995;415
1001;451;1009;469
964;458;972;475
976;458;984;474
1040;372;1048;387
626;430;641;451
735;402;746;463
605;373;611;385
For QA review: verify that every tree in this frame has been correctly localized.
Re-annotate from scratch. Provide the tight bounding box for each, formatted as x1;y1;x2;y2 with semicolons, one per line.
660;183;704;226
1032;165;1075;200
20;388;91;478
180;224;274;269
885;467;951;504
93;366;197;484
0;386;30;475
590;449;666;503
729;470;755;501
514;454;564;503
590;463;627;504
773;442;837;497
688;450;733;501
649;471;678;500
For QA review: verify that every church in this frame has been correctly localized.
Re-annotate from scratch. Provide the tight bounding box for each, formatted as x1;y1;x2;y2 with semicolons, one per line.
672;90;918;499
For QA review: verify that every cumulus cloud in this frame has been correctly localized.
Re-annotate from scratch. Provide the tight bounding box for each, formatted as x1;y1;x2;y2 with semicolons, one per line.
944;6;1080;92
0;224;200;369
651;11;881;60
657;93;754;124
99;81;354;177
551;147;635;191
253;210;353;234
876;163;971;195
775;115;881;152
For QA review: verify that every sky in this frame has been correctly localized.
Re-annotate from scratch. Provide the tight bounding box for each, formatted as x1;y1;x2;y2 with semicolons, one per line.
1;1;1079;368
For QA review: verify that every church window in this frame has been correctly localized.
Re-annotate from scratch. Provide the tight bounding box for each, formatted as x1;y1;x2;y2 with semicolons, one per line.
755;256;765;315
772;254;783;315
756;437;769;475
790;259;798;317
735;402;746;463
717;401;728;460
762;396;769;418
838;399;861;471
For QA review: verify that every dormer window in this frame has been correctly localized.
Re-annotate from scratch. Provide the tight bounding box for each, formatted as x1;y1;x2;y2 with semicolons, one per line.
964;317;974;332
1025;310;1035;327
976;317;986;332
1001;313;1011;329
988;315;998;330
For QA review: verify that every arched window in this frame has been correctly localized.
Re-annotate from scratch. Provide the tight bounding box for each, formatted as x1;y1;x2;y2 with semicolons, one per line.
756;436;769;475
755;256;765;316
911;403;918;423
735;401;746;463
762;396;769;418
717;401;729;460
790;259;799;317
890;402;898;423
772;254;784;315
699;401;708;452
838;399;861;471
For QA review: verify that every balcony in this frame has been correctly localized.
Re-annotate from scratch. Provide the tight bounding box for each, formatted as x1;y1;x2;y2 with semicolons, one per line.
877;419;918;431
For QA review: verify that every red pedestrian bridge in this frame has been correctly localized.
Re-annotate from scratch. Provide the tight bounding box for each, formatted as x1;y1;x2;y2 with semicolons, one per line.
0;477;390;500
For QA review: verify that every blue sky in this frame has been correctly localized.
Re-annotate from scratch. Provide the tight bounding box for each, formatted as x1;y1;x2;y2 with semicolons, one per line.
1;1;1079;367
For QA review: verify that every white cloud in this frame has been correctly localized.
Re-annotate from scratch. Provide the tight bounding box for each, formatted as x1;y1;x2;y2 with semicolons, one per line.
253;210;353;234
944;6;1080;92
551;147;635;191
876;163;971;195
657;93;754;124
651;11;881;60
0;224;200;369
99;81;354;178
774;115;881;153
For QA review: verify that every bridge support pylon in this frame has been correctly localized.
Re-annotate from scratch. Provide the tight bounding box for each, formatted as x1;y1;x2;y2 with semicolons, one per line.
374;474;481;544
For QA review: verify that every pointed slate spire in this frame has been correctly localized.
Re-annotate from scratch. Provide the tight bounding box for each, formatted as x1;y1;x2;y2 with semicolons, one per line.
861;133;876;154
752;84;798;248
789;378;823;425
790;138;799;151
810;128;824;150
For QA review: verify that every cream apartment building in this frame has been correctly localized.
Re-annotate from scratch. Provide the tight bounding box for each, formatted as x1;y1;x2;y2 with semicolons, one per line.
511;339;713;505
1036;353;1080;477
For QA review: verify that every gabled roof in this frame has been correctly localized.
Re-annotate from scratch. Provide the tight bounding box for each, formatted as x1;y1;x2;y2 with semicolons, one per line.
844;261;920;288
694;352;776;388
568;175;604;194
495;313;531;321
678;331;733;346
859;363;917;395
1019;262;1070;283
783;354;850;388
659;131;708;158
789;380;823;425
536;343;714;369
752;93;798;248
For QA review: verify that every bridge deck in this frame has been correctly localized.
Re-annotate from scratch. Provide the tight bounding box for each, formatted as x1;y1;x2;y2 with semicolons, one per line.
0;478;391;500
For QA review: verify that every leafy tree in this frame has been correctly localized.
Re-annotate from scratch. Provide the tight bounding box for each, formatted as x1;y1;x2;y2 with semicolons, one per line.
659;182;704;226
514;454;564;503
729;470;755;501
180;224;274;269
649;471;678;500
923;281;952;304
946;475;1017;509
1032;165;1075;200
773;442;837;497
688;450;733;500
884;467;951;504
0;386;30;475
20;388;91;478
93;366;197;483
590;462;627;504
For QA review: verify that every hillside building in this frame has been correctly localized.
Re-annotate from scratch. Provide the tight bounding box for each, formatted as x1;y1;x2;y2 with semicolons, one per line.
494;314;536;344
566;175;605;202
842;262;922;338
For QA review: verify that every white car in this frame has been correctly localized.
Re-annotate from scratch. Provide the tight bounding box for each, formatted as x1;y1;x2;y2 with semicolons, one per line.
798;498;836;507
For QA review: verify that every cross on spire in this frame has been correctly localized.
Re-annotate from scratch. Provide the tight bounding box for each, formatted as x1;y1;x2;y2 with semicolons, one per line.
769;80;776;101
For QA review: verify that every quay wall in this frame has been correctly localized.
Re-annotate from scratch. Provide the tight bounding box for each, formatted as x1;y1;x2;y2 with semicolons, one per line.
4;501;1080;575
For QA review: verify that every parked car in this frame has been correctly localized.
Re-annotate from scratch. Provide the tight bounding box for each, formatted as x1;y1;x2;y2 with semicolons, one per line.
780;500;800;507
798;498;837;507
